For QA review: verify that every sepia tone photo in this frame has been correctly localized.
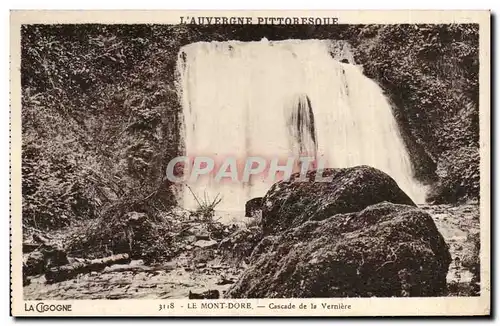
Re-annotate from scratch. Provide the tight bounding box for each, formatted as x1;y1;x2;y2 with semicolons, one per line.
10;10;490;316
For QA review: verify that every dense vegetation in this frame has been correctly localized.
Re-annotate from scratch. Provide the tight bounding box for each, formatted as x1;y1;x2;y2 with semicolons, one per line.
21;24;479;233
21;25;185;230
348;24;480;203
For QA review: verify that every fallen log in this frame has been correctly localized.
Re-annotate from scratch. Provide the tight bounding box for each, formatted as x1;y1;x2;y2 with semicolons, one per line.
23;243;42;253
45;253;130;284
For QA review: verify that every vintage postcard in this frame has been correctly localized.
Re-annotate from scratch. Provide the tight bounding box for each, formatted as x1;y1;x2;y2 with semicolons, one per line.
10;10;491;317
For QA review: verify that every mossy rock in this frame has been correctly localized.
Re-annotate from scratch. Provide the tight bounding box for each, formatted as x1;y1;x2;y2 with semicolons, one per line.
261;166;415;235
227;202;451;298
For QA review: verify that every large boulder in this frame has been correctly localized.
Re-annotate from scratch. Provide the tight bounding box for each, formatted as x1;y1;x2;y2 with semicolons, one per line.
226;202;451;298
23;250;45;277
245;197;263;218
23;245;69;278
261;166;415;235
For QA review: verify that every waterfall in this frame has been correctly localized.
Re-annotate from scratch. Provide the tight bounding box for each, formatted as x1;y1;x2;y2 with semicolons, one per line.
176;39;427;214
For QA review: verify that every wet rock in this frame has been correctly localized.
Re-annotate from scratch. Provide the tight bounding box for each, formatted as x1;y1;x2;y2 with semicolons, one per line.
196;234;211;241
194;239;218;249
23;243;42;253
227;202;451;298
42;246;69;269
219;226;263;265
261;166;415;235
188;290;220;299
461;231;480;279
425;203;480;295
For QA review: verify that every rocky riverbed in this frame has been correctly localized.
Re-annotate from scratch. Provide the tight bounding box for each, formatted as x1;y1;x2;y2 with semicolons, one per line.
420;203;481;296
24;257;245;300
24;203;480;299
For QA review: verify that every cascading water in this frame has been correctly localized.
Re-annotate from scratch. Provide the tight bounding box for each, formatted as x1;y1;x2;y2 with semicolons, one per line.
176;39;427;214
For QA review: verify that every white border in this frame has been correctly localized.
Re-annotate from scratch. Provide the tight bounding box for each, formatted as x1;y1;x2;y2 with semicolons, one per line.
4;3;496;322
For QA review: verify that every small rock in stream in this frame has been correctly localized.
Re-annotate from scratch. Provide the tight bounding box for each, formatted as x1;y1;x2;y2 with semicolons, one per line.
188;290;220;299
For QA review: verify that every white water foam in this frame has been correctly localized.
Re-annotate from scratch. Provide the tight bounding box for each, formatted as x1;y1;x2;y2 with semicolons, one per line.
176;39;427;213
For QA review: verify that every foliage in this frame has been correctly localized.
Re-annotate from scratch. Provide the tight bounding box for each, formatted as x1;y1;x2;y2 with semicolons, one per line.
348;24;480;202
219;225;263;267
427;147;480;203
22;135;96;229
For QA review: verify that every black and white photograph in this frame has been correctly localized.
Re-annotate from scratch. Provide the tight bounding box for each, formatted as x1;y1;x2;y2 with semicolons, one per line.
10;10;491;317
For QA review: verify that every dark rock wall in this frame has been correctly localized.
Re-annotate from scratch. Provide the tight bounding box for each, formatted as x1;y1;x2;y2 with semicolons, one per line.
261;166;415;235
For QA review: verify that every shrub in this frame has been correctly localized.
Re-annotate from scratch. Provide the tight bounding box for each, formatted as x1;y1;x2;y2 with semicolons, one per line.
22;133;97;229
21;25;182;231
427;147;480;203
187;187;223;223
